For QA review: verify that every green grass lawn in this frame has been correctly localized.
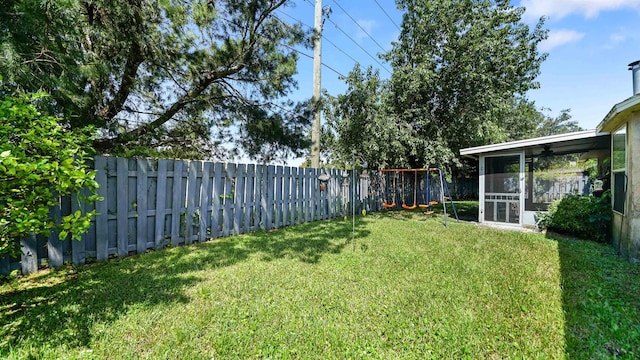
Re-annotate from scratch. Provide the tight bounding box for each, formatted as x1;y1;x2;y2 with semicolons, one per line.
1;208;639;359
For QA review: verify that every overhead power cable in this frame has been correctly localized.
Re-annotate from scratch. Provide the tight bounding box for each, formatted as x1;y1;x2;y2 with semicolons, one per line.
302;0;392;74
373;0;401;32
276;10;361;67
219;15;347;78
331;0;388;53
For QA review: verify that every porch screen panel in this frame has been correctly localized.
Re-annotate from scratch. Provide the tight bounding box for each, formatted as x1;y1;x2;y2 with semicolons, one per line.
484;155;520;224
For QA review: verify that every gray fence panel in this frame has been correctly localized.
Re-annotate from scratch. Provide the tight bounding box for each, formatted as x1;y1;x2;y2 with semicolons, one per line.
1;155;384;275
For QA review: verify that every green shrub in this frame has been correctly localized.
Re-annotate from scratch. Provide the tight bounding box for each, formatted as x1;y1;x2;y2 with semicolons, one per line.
0;92;100;257
538;191;611;243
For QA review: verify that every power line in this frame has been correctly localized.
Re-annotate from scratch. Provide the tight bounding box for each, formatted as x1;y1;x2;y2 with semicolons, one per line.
280;42;346;78
331;0;388;54
324;15;392;74
220;15;347;78
276;10;361;68
373;0;401;32
301;0;392;74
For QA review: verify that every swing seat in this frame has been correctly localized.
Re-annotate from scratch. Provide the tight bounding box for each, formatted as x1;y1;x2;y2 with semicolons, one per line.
418;204;430;209
382;202;396;209
402;203;417;210
429;201;439;205
423;211;434;215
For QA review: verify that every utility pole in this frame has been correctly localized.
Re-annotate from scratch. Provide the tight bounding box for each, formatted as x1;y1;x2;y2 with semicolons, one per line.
310;0;322;168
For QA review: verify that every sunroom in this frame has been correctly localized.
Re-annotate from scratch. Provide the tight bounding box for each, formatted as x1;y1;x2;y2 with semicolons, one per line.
460;130;611;228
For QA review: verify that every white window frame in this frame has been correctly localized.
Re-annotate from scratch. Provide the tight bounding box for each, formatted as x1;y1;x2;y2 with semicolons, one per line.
612;125;627;215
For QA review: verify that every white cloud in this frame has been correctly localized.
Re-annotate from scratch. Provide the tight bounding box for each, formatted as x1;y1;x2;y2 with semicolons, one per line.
355;19;376;41
521;0;640;20
539;29;585;51
610;33;626;44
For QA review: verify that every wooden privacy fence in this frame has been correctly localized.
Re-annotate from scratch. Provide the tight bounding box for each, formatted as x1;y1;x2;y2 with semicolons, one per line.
1;156;382;275
533;175;591;203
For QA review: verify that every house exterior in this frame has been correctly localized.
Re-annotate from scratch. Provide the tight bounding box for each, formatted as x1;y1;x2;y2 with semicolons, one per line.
596;61;640;263
460;130;610;229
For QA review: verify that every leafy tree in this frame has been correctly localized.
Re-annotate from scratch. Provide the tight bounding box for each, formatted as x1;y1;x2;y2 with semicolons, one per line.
0;0;311;161
0;92;100;258
324;65;406;169
534;108;582;137
327;0;547;172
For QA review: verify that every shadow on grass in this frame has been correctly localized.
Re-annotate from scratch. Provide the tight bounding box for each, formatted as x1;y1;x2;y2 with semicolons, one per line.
0;217;369;355
549;232;640;358
377;200;479;223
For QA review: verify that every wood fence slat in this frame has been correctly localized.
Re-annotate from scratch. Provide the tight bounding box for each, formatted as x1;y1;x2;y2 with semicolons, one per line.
257;165;266;230
275;166;283;228
47;196;64;267
296;167;303;224
304;168;311;222
199;162;212;241
211;162;224;238
116;157;129;257
136;158;148;254
223;163;235;236
94;156;109;260
20;233;38;275
234;164;246;235
171;160;184;246
265;165;275;230
0;256;9;276
310;168;317;221
245;164;255;232
283;166;290;226
185;161;199;244
155;159;168;249
71;192;86;264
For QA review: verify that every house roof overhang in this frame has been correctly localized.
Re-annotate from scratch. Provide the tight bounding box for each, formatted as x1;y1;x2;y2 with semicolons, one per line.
460;130;611;159
597;94;640;132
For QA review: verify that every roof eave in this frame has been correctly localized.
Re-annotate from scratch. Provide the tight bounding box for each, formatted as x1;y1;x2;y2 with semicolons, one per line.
597;94;640;132
459;130;606;156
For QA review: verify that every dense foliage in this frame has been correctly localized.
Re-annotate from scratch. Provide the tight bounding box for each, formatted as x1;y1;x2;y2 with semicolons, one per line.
538;192;612;243
0;93;100;257
325;0;547;171
0;0;310;161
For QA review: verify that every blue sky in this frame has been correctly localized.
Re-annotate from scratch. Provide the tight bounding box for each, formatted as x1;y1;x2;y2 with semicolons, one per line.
281;0;640;131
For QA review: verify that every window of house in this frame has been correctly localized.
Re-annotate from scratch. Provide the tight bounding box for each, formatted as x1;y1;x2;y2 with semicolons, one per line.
612;125;626;214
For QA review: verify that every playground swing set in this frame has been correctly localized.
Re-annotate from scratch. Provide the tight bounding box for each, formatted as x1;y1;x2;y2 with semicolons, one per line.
381;168;459;226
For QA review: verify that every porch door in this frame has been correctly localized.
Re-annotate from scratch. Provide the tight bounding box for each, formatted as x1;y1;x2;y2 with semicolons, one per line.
483;154;521;225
